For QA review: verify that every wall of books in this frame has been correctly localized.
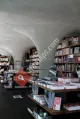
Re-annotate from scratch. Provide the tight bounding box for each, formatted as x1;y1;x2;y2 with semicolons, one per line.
54;37;80;77
22;47;39;77
0;55;14;79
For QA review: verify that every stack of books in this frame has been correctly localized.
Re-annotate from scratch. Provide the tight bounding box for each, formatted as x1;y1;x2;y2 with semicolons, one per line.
64;103;80;111
70;82;80;88
64;84;77;89
33;95;46;105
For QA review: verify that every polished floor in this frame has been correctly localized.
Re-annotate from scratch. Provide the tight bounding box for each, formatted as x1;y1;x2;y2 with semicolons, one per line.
0;83;33;119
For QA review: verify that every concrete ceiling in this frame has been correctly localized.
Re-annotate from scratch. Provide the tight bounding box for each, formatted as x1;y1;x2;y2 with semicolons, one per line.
0;0;80;63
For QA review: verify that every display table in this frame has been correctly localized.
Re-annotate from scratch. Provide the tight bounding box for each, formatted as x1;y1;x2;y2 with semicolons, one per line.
27;79;80;119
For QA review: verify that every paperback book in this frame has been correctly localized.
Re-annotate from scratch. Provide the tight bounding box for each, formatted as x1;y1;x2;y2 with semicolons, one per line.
53;97;62;111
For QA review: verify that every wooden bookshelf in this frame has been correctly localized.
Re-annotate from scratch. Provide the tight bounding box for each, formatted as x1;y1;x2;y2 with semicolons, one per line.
28;95;80;115
62;71;73;73
28;95;64;115
55;54;69;57
70;44;80;47
27;108;35;119
28;79;80;118
22;47;39;77
57;45;80;50
73;53;80;56
0;56;10;78
55;62;80;64
54;37;80;78
57;47;70;50
27;108;52;119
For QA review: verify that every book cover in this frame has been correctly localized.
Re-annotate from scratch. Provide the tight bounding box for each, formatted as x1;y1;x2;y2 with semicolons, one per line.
64;103;80;111
44;91;55;108
64;84;77;89
75;56;80;63
53;97;62;110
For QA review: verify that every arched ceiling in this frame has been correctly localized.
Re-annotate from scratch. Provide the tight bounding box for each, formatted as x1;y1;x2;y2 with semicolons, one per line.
0;48;11;56
0;0;80;61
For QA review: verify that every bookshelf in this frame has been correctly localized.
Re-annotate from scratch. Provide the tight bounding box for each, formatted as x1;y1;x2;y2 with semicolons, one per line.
28;79;80;119
0;55;14;84
23;47;39;77
28;95;80;115
0;56;10;78
54;37;80;78
28;95;63;115
27;108;35;119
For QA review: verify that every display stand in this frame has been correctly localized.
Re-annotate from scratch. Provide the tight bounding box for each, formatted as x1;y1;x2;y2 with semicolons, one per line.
27;79;80;119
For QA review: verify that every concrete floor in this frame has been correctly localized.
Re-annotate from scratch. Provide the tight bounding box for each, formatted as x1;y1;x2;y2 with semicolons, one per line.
0;83;33;119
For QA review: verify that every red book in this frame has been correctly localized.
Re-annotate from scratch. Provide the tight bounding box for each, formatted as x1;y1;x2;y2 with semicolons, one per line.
75;56;80;63
53;97;62;110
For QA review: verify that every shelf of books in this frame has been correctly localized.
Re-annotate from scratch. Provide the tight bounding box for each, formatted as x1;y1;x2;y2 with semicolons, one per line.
27;108;36;119
28;95;80;116
28;79;80;119
22;47;39;77
0;55;14;83
27;107;52;119
28;94;64;115
54;37;80;78
0;56;10;80
28;80;80;93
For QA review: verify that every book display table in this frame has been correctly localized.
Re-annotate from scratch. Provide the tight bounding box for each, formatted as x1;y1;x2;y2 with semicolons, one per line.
27;78;80;119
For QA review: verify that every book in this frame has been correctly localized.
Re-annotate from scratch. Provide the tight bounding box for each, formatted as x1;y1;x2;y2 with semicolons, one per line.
67;55;74;62
64;84;77;89
62;48;69;55
70;82;80;88
53;97;62;110
33;95;46;105
74;47;80;54
75;56;80;63
49;83;64;90
44;90;55;108
62;40;68;48
71;37;80;45
64;103;80;111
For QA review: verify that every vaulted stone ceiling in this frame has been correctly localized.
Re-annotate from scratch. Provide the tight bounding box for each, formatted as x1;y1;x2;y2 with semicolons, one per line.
0;0;80;76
